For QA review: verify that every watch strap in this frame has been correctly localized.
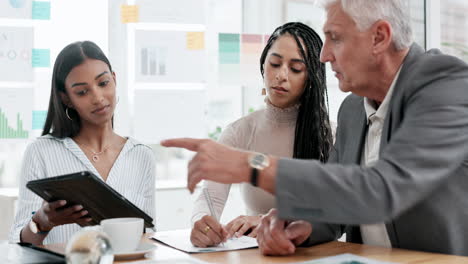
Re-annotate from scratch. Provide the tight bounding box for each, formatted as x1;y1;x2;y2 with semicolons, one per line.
250;168;259;187
31;212;50;234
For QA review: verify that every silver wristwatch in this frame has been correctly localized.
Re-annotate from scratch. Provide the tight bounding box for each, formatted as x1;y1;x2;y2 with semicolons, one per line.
248;152;270;186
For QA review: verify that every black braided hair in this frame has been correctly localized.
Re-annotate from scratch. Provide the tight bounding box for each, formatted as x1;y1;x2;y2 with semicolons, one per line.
260;22;333;162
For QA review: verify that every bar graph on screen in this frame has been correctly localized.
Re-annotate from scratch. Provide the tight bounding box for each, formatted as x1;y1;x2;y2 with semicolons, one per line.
140;47;167;76
0;88;32;139
0;110;28;138
135;30;206;83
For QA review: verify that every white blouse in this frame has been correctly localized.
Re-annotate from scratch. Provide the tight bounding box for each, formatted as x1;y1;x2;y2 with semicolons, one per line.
9;135;156;245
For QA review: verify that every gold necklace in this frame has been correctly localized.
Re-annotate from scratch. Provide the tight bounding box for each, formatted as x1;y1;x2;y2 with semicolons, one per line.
75;140;114;163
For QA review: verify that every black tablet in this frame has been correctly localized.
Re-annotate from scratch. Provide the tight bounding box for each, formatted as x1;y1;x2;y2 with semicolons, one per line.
26;171;154;228
0;243;65;264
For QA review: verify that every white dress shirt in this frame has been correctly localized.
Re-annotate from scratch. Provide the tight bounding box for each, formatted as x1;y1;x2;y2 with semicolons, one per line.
9;135;156;245
360;67;402;247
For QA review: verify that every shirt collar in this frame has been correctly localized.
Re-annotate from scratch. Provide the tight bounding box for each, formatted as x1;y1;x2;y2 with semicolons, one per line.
364;66;403;124
40;134;143;147
39;135;145;179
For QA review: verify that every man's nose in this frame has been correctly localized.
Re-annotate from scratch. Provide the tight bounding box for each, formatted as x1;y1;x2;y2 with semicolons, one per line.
320;43;333;63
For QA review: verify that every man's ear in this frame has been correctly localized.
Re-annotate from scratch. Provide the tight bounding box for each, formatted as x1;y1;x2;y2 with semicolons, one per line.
372;20;393;54
60;92;73;108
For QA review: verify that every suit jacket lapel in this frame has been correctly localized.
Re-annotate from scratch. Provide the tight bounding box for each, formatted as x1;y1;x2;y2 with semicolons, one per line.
342;98;367;164
381;43;425;248
381;43;425;149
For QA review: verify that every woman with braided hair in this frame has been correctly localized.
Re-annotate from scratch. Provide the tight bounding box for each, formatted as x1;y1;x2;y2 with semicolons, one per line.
190;22;335;247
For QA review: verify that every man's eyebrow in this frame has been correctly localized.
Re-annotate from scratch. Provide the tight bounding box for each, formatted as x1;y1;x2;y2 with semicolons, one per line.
323;28;337;35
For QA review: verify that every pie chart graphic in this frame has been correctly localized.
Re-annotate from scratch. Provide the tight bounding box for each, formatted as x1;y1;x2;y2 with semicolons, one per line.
9;0;26;9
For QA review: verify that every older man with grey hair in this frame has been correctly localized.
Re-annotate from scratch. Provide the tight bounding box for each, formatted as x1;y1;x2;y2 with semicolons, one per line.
162;0;468;256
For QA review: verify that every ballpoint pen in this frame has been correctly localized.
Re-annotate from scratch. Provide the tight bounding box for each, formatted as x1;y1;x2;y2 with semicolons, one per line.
203;187;225;247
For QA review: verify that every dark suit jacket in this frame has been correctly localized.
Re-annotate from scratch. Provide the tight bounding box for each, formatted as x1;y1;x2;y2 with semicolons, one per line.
275;44;468;255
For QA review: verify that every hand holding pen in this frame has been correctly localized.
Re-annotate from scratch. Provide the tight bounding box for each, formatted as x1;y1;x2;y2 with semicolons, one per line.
190;188;228;248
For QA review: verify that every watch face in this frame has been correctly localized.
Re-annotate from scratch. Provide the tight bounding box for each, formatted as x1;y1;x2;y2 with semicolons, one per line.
252;154;265;166
249;153;269;169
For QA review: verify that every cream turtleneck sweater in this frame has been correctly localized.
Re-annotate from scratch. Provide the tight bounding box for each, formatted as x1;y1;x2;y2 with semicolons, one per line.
191;99;300;224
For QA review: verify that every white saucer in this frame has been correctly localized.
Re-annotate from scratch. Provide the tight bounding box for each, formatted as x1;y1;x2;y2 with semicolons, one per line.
114;242;157;260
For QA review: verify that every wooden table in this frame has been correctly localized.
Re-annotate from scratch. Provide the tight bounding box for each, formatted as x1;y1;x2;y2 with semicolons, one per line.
43;234;468;264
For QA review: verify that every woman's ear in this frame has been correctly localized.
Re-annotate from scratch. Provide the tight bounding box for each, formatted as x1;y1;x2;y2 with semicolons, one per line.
60;92;73;108
112;71;116;84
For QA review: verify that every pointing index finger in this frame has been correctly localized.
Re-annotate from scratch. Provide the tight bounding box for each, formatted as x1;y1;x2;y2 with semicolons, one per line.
160;138;204;152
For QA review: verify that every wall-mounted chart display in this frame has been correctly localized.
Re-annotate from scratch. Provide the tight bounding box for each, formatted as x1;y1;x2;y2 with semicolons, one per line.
218;33;268;86
0;0;32;19
0;27;33;82
0;88;33;139
32;110;46;130
135;0;205;24
240;34;263;87
218;33;240;85
133;88;206;144
135;30;206;83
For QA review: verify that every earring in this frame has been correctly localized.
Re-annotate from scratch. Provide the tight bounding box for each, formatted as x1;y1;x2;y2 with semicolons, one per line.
261;88;266;95
65;107;73;121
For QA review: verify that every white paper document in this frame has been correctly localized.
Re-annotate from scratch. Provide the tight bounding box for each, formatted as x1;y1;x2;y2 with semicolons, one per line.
127;259;208;264
293;253;398;264
151;229;258;253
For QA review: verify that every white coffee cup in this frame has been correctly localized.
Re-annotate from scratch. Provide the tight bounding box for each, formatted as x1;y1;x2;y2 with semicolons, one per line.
100;217;143;253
